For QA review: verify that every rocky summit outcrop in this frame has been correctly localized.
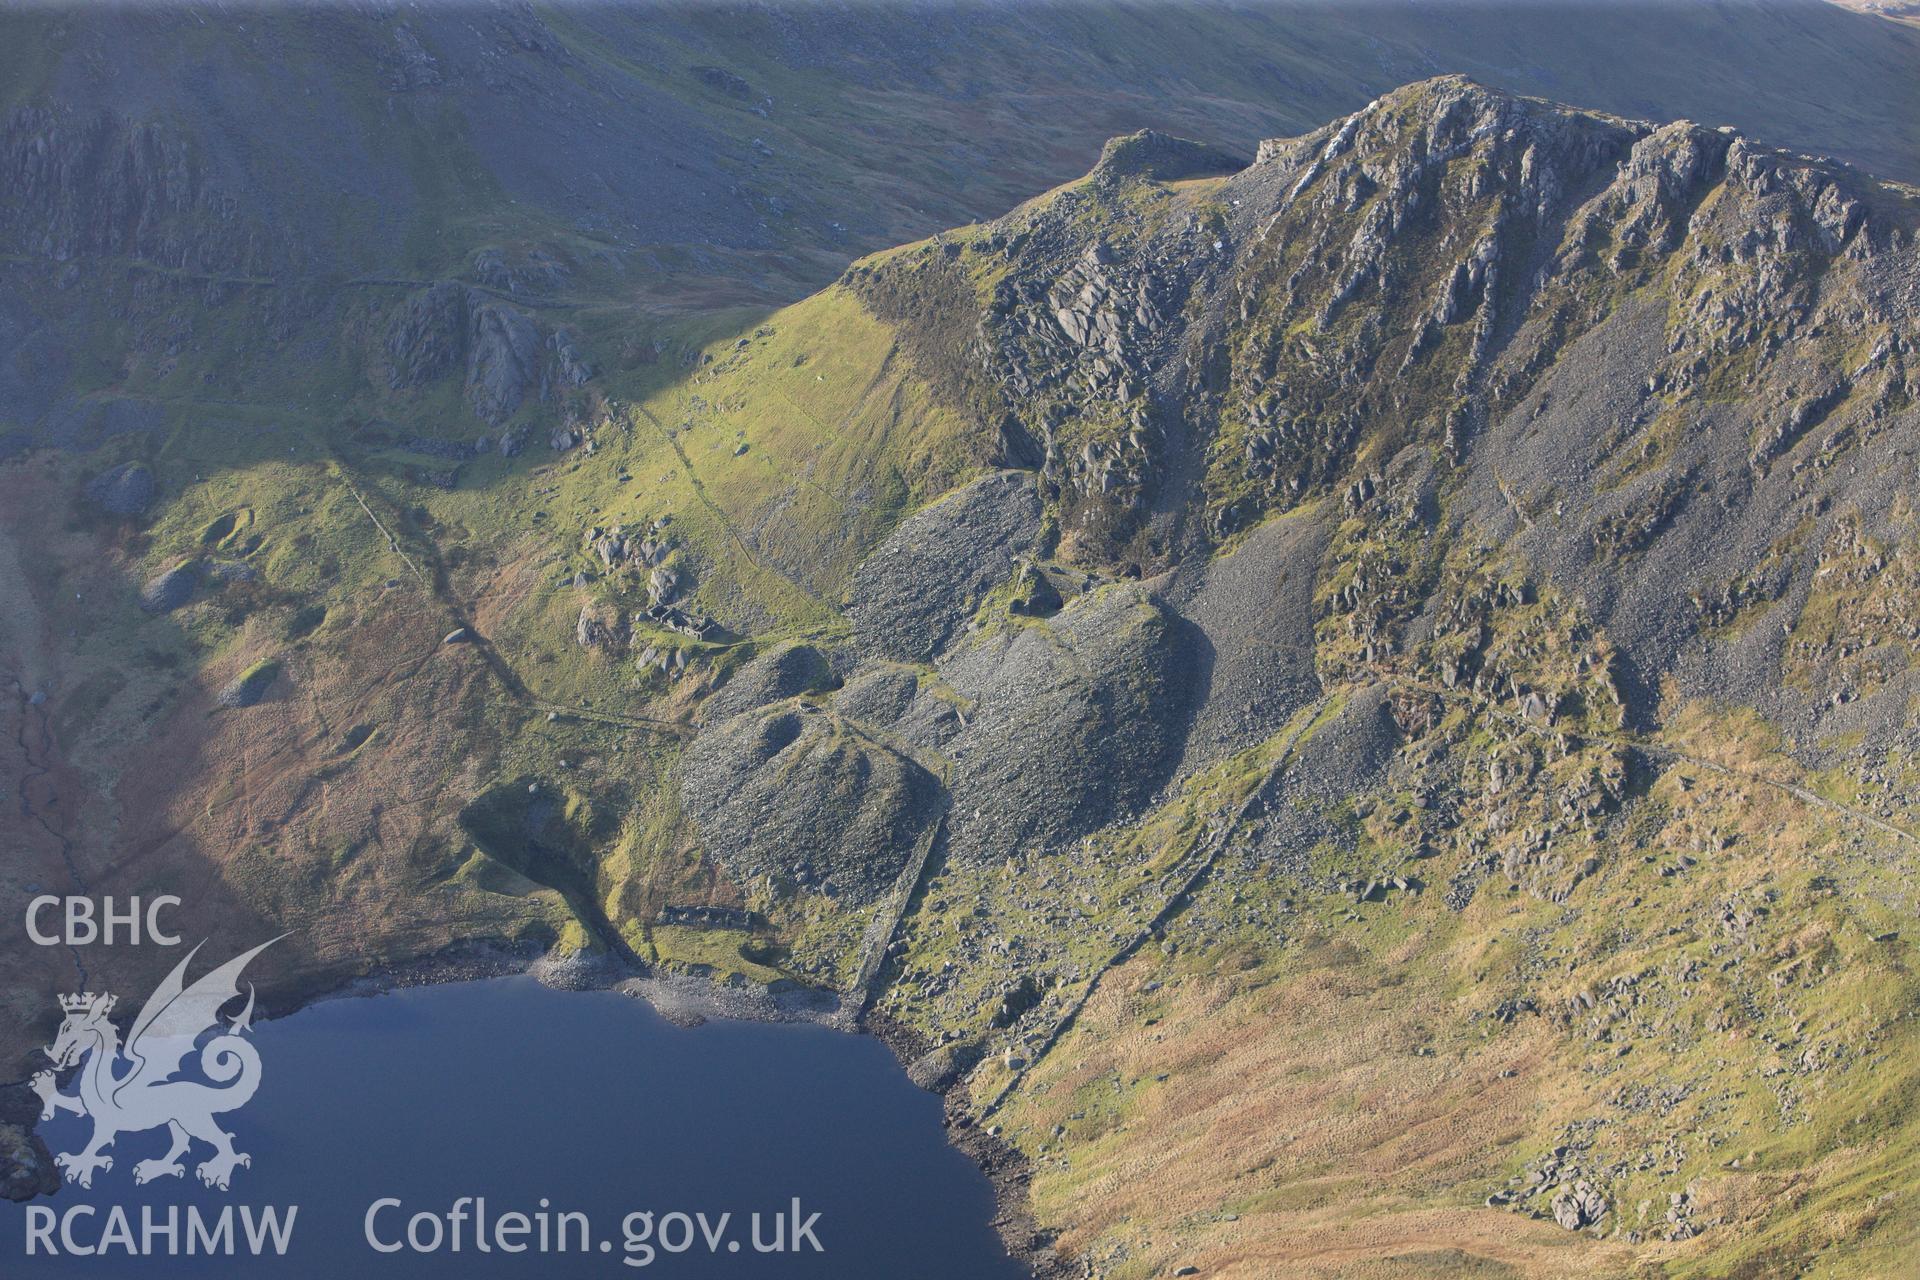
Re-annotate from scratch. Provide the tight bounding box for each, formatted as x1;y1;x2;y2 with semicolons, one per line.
861;75;1916;597
855;74;1917;735
1091;129;1247;186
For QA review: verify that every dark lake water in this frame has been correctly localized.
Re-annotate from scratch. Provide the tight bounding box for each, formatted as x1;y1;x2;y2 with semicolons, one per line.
3;976;1029;1278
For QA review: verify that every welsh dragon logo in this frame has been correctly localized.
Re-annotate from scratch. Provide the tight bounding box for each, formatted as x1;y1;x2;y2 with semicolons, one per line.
31;938;281;1191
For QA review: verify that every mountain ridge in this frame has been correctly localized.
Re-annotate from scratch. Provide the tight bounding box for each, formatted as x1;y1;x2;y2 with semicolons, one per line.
3;30;1920;1280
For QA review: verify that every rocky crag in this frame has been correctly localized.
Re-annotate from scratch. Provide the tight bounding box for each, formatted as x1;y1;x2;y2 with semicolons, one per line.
666;78;1920;1277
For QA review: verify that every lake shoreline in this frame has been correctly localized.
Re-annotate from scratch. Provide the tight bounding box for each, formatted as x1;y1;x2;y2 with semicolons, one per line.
865;1011;1073;1280
3;937;1060;1279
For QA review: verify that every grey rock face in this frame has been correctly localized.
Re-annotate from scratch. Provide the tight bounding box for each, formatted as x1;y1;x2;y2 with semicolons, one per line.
704;642;831;720
680;705;940;905
549;330;593;388
845;471;1042;663
384;283;579;426
943;586;1194;864
2;106;293;278
84;461;155;516
385;282;470;389
466;298;543;425
139;560;197;613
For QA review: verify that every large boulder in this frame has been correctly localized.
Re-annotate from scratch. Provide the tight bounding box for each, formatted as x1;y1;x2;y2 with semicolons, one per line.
844;471;1042;663
680;705;940;904
906;1040;984;1092
575;600;627;653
